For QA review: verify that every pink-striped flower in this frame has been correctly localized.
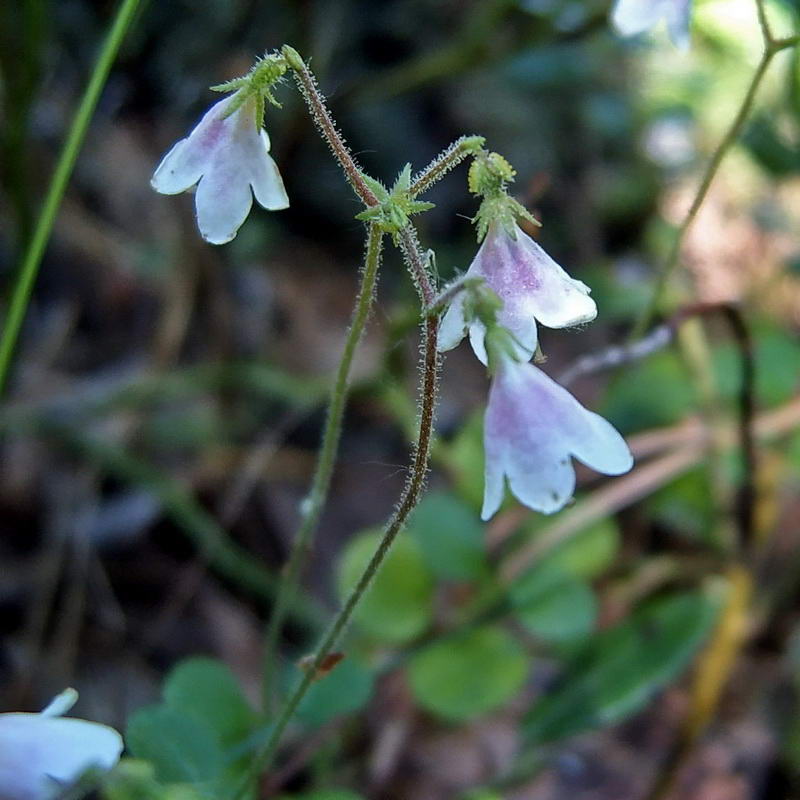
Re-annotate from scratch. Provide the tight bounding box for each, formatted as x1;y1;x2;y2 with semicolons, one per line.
481;354;633;519
0;689;123;800
439;222;596;365
611;0;692;49
152;93;289;244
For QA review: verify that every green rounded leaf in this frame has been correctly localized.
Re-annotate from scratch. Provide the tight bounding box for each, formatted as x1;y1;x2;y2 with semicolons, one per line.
337;530;434;644
510;566;596;643
296;656;375;728
543;519;620;580
408;626;528;721
126;706;224;786
523;590;720;744
164;657;255;747
409;491;487;581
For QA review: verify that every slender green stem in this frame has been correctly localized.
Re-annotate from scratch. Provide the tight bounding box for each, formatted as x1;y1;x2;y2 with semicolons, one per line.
630;26;797;339
261;223;383;710
0;0;142;394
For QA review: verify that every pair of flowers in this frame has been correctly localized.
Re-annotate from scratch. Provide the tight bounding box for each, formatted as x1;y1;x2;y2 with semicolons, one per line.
151;98;633;520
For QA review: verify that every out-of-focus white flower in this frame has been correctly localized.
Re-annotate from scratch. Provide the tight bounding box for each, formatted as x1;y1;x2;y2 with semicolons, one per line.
481;353;633;520
611;0;692;49
0;689;123;800
439;222;596;365
151;92;289;245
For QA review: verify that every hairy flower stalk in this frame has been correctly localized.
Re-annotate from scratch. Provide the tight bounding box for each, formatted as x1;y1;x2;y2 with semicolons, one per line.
236;230;440;793
234;51;445;778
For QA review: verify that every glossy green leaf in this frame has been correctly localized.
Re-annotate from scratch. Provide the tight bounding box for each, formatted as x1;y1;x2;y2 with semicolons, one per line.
295;655;375;728
409;491;487;581
163;657;256;747
446;410;486;512
408;626;528;721
103;759;205;800
280;792;366;800
337;529;434;644
539;519;620;580
523;591;720;744
602;352;695;434
126;706;224;788
510;565;596;643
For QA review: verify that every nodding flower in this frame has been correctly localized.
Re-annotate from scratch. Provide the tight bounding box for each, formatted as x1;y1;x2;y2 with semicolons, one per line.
439;221;596;366
0;689;123;800
152;92;289;245
481;349;633;520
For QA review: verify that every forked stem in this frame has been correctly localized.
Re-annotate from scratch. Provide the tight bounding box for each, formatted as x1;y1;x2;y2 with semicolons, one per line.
630;0;798;339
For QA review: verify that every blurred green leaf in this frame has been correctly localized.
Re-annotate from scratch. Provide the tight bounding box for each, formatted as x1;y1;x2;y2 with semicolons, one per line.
409;491;488;581
103;760;205;800
446;410;486;512
126;706;224;789
408;626;528;721
540;519;620;580
337;529;434;644
510;565;596;644
163;657;256;747
523;590;720;744
295;655;375;728
278;792;366;800
742;114;800;178
713;324;800;408
646;467;714;542
602;351;695;434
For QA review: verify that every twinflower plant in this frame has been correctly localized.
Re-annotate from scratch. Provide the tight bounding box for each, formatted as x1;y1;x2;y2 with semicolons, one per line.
146;46;635;794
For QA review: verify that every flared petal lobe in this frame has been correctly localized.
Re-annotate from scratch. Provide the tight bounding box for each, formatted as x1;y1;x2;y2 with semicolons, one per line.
481;358;632;520
0;712;122;800
439;223;596;365
151;94;289;244
612;0;692;48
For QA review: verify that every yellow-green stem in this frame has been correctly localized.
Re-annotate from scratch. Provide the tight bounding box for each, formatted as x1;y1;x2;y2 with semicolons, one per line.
631;27;797;340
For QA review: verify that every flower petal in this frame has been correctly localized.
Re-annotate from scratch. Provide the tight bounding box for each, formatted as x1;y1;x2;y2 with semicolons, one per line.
666;0;692;49
195;161;254;245
250;133;289;210
481;426;507;521
438;296;468;353
516;231;597;329
481;358;633;519
611;0;661;36
151;95;235;195
0;714;122;800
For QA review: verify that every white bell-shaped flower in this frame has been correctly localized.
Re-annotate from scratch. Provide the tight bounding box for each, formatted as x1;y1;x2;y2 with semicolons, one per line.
611;0;692;49
152;93;289;244
481;352;633;520
439;222;596;365
0;689;123;800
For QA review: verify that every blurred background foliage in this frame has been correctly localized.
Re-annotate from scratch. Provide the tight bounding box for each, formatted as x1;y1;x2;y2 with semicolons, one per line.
2;0;800;798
